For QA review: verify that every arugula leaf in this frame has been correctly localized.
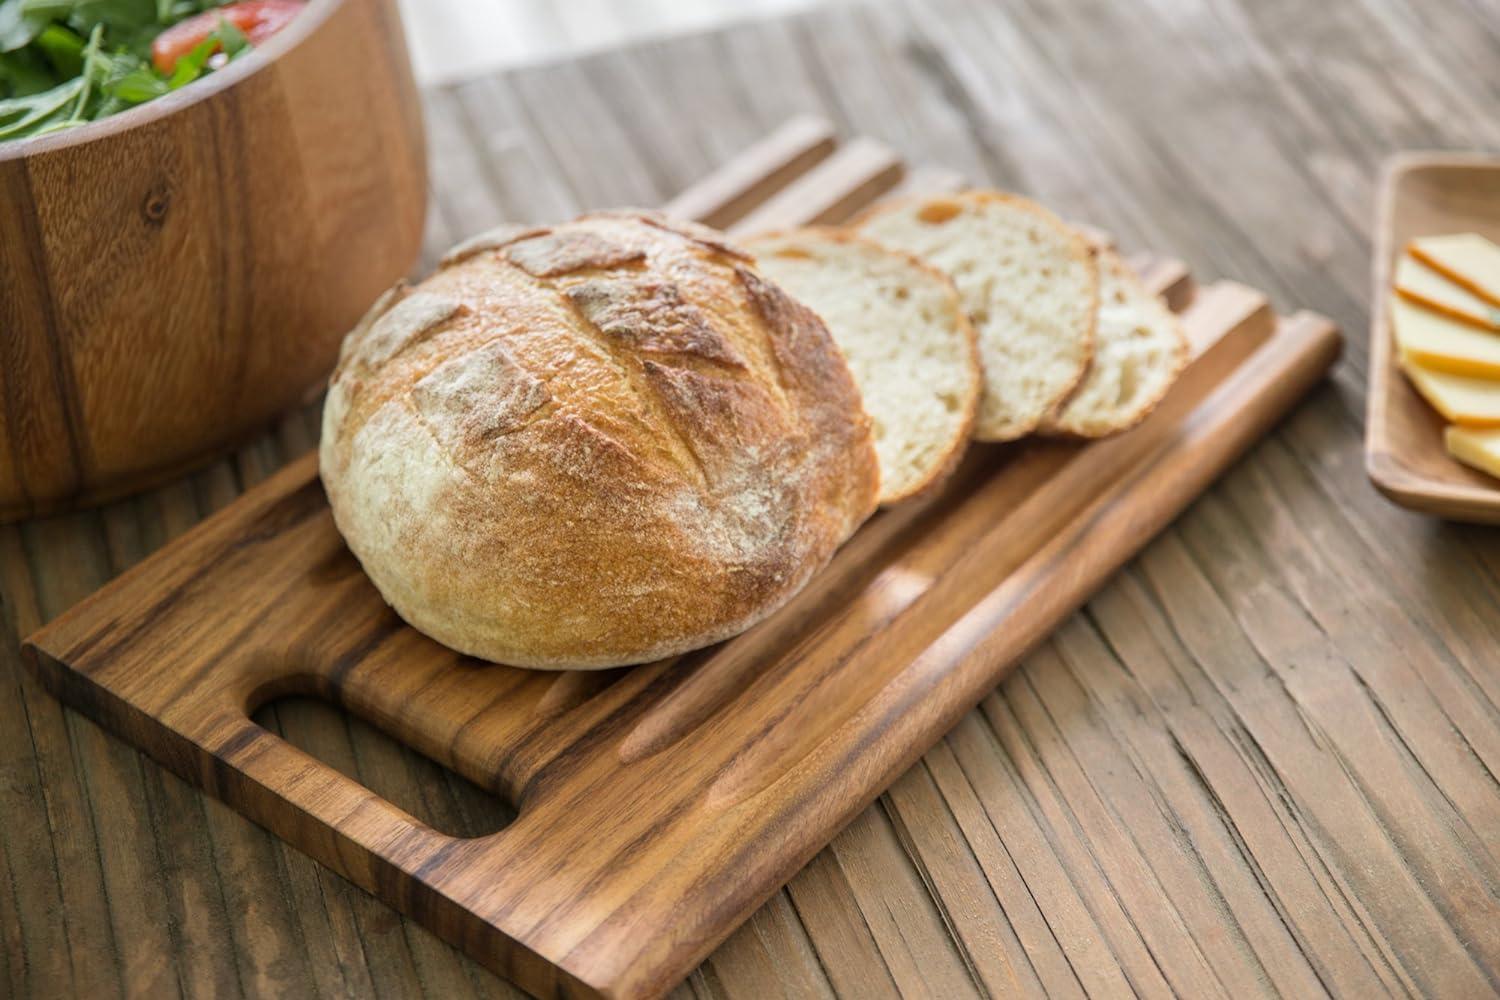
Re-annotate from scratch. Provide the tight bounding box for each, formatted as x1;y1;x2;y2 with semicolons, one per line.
106;61;162;101
0;0;264;140
164;27;208;85
34;22;83;75
214;15;245;57
0;72;81;136
0;46;57;95
25;0;158;31
0;0;47;52
61;20;101;120
25;0;176;60
163;15;244;89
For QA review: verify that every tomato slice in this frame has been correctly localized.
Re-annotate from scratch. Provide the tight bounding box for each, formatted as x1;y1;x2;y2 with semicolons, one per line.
150;1;305;75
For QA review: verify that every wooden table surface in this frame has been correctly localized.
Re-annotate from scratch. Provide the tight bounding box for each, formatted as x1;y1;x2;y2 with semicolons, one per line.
5;0;1500;996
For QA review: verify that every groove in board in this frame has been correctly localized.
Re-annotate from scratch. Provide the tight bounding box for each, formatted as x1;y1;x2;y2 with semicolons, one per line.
729;136;907;235
661;114;837;228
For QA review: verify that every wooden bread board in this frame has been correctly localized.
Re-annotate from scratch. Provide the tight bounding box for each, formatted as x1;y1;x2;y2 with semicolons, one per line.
1366;152;1500;522
24;118;1341;1000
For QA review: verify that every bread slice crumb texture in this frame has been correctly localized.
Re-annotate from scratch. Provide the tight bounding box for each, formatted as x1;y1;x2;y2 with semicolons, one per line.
1041;247;1188;437
856;191;1098;441
750;229;981;503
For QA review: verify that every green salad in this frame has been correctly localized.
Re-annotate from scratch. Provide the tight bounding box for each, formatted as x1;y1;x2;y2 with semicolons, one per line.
0;0;304;142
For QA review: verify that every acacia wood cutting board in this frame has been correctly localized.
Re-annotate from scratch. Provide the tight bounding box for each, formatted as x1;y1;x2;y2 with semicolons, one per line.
23;119;1341;1000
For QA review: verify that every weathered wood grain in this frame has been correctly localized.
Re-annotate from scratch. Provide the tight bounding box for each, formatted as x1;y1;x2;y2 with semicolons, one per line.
661;115;837;227
3;0;1498;997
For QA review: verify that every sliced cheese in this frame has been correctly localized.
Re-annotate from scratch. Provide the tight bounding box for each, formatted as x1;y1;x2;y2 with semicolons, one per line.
1445;425;1500;481
1401;358;1500;426
1409;233;1500;307
1395;254;1500;331
1391;294;1500;378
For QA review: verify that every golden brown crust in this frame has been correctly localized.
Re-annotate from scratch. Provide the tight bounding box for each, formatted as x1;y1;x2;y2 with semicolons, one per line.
747;227;981;505
320;211;878;669
439;223;552;267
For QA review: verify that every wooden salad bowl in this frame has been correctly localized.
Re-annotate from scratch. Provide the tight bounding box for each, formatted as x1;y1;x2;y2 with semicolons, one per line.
0;0;426;522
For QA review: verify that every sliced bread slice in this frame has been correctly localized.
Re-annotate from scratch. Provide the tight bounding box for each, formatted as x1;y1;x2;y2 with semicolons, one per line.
749;229;981;504
855;191;1098;441
1040;247;1188;437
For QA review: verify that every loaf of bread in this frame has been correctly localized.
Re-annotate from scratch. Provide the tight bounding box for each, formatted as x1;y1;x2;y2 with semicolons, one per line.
320;211;880;669
747;228;981;503
856;191;1098;441
1041;247;1188;437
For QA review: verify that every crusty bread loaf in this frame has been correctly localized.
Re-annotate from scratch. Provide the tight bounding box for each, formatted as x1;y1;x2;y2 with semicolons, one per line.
747;228;980;504
855;191;1098;441
1040;248;1188;437
320;211;879;670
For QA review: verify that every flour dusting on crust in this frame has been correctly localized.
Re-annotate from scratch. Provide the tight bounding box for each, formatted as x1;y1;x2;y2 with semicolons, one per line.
321;212;878;669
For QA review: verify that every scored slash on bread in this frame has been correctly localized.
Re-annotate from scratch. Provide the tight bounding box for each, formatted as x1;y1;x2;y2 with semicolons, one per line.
747;228;982;504
854;191;1099;442
1040;246;1189;437
321;211;879;669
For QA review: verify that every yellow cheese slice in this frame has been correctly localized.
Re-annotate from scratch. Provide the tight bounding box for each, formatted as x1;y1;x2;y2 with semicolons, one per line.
1445;425;1500;481
1391;294;1500;378
1409;234;1500;307
1395;254;1500;331
1401;357;1500;426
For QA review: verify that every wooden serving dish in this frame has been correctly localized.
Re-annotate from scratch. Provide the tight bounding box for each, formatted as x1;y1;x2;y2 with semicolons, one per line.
1367;153;1500;522
24;122;1341;1000
0;0;426;523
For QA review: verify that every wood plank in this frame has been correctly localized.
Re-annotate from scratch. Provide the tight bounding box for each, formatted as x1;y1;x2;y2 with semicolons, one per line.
826;807;982;998
662;115;838;227
781;851;903;998
1085;570;1403;996
883;762;1051;995
730;137;906;234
